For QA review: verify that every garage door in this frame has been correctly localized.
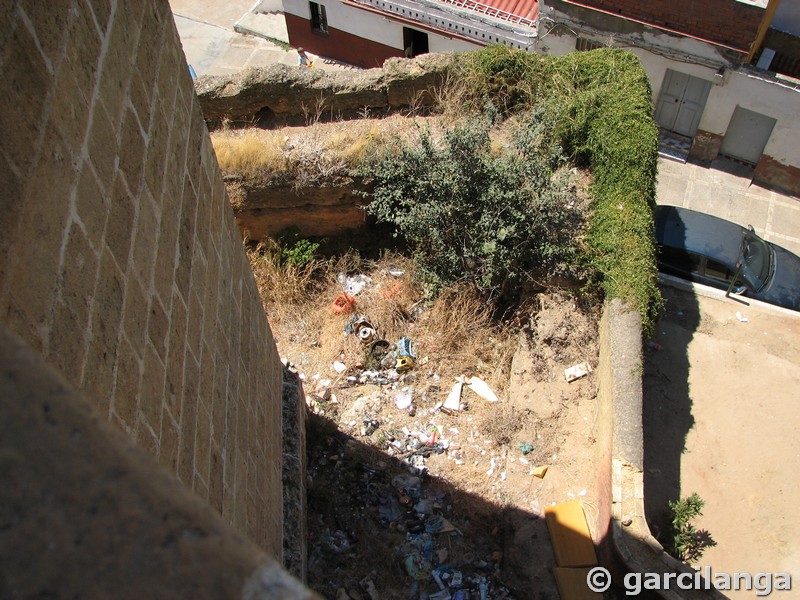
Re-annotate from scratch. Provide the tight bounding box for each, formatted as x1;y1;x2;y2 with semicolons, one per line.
719;106;777;165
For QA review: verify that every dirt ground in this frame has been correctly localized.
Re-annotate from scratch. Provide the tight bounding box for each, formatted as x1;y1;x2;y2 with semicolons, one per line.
643;284;800;597
269;264;603;600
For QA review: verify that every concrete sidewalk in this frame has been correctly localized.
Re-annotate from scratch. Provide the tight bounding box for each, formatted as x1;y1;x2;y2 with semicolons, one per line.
657;155;800;257
168;0;354;77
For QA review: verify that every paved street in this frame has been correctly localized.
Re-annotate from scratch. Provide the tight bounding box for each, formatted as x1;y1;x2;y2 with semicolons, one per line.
168;0;352;77
657;155;800;257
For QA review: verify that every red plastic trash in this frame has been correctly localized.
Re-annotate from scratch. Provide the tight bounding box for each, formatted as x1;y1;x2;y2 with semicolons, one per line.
331;293;356;315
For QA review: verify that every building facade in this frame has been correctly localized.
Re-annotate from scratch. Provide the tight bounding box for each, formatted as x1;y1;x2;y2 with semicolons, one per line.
285;0;800;196
539;0;800;195
281;0;538;67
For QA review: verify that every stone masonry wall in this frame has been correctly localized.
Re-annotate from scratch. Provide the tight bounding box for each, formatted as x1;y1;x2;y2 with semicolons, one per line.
0;1;284;557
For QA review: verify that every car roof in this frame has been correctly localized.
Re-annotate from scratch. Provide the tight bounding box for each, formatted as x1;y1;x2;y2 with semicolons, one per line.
654;205;744;266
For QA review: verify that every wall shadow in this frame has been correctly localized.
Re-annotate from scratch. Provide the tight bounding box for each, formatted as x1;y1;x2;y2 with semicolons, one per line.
642;280;700;545
303;409;617;600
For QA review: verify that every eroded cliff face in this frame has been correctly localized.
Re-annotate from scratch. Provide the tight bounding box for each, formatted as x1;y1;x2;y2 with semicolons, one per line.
226;175;371;240
195;53;456;125
197;54;457;241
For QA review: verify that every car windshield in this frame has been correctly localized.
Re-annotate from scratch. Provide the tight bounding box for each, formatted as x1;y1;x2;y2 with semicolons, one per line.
740;230;772;292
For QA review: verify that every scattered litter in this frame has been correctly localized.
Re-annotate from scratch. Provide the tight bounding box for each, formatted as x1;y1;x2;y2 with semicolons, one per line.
394;387;414;410
564;362;591;382
338;272;372;295
331;293;356;315
533;465;549;479
736;311;749;323
388;268;406;277
345;315;377;344
578;489;587;496
442;381;463;414
486;457;496;476
362;419;379;436
437;518;460;534
332;361;347;374
359;577;379;600
432;569;446;590
395;337;416;372
429;590;452;600
466;376;499;402
518;441;534;455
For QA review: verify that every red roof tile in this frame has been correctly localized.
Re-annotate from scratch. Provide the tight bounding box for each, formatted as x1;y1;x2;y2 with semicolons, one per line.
439;0;539;26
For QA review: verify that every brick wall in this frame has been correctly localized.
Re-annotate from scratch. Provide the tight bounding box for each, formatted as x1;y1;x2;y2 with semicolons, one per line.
563;0;763;52
0;1;284;558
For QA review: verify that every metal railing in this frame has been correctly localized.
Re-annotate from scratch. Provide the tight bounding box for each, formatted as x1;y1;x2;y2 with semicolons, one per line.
344;0;538;47
439;0;536;28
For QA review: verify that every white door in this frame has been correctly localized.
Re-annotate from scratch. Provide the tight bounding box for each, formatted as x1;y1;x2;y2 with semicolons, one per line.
719;106;777;165
655;70;712;137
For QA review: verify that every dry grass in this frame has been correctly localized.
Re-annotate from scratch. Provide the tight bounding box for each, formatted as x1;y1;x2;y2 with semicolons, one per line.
247;244;517;398
212;130;287;177
211;116;440;185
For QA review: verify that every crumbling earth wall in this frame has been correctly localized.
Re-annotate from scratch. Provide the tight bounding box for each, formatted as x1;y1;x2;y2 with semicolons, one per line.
194;53;456;124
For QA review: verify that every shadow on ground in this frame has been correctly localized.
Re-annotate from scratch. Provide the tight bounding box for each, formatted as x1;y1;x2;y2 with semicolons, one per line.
642;284;700;545
304;410;562;599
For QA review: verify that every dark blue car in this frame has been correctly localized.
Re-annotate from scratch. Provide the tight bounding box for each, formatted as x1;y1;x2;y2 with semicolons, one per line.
654;205;800;311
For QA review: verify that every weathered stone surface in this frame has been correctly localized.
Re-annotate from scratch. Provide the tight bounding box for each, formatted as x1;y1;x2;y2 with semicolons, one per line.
0;325;317;600
195;53;457;122
2;0;291;569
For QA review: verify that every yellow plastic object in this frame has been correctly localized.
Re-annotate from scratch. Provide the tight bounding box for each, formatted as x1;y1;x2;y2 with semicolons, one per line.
544;500;598;568
395;356;415;372
554;567;604;600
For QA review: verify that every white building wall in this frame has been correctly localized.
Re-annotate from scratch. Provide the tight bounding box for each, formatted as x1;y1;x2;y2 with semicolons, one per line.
283;0;490;51
534;27;800;166
704;70;800;164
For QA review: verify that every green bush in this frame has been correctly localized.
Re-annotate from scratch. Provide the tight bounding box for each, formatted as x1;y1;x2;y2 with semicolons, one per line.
666;493;716;562
552;49;662;334
364;114;582;297
456;46;663;334
276;226;320;267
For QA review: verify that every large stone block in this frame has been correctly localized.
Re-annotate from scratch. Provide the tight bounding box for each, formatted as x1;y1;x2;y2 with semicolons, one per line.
60;222;99;325
0;17;52;176
105;174;137;269
75;165;110;251
111;334;143;429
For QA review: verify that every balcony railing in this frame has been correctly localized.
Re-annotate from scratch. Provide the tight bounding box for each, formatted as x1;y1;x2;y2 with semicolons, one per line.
440;0;537;28
344;0;538;48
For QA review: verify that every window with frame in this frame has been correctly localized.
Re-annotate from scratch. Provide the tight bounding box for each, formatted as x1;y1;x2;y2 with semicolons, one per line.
310;2;328;33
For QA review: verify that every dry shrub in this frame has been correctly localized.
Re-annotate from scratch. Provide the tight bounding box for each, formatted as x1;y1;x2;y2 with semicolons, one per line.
426;285;493;355
415;284;517;395
247;241;323;310
476;402;529;447
211;116;442;184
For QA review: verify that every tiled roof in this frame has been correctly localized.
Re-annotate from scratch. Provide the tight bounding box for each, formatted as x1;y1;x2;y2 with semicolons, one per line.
439;0;539;27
